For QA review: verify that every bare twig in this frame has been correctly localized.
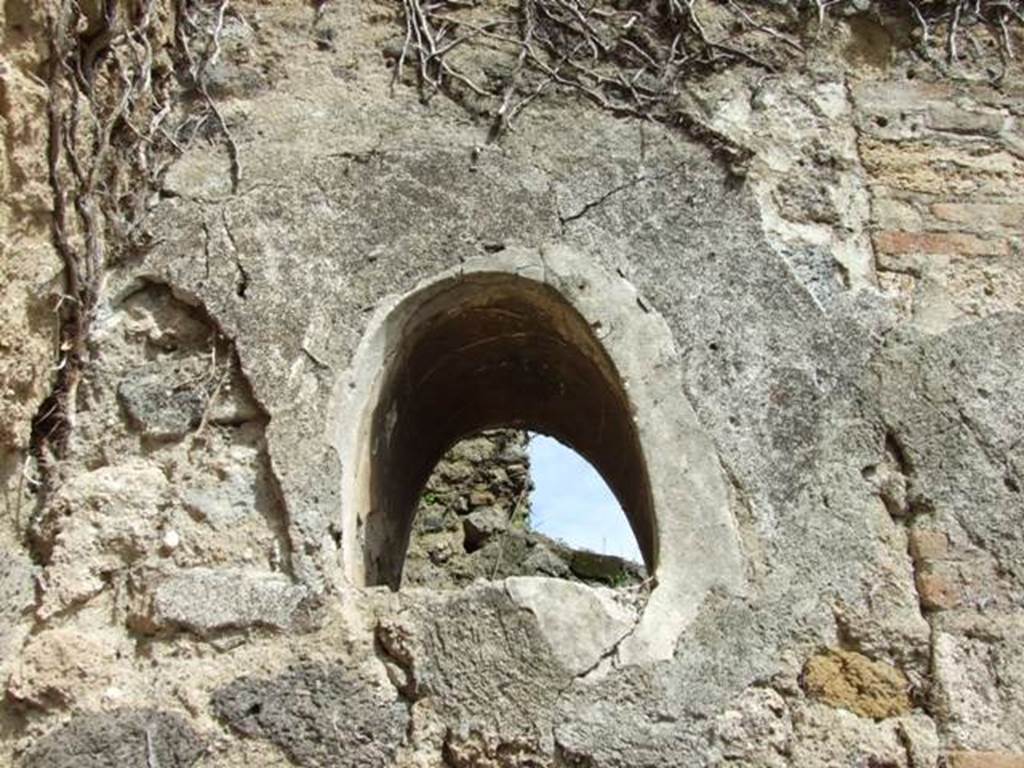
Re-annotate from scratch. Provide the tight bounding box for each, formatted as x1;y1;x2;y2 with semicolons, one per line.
493;0;537;136
391;0;1023;149
392;0;784;163
31;0;244;487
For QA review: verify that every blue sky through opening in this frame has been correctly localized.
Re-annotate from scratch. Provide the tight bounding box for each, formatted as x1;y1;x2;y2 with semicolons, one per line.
527;433;641;563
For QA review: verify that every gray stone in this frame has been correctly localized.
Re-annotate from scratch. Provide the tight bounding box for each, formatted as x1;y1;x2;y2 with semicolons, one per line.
522;543;571;578
710;687;792;766
462;507;508;552
418;512;447;534
874;317;1024;586
932;618;1024;750
149;569;308;636
211;661;407;768
181;471;257;530
31;461;169;620
23;709;204;768
468;490;495;507
569;548;645;586
505;577;638;675
0;549;36;659
428;541;453;564
208;363;266;426
117;362;206;440
398;583;570;754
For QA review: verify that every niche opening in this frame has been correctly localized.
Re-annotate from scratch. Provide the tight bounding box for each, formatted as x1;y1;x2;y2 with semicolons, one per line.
346;272;656;590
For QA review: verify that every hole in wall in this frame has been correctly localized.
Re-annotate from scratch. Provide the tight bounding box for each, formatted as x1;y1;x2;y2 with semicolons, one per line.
346;272;656;590
335;250;748;661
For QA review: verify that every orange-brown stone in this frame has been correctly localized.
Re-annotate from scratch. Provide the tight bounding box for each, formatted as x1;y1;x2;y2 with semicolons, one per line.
947;751;1024;768
801;649;911;719
916;570;959;611
909;528;949;562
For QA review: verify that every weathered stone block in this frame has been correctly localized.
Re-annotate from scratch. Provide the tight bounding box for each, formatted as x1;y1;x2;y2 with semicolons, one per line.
916;569;959;611
931;203;1024;231
468;490;496;507
117;363;206;440
23;709;205;768
860;139;1024;196
462;507;508;552
180;471;258;530
873;197;925;230
522;544;570;578
212;661;407;768
927;104;1007;137
148;569;307;636
801;650;911;720
0;549;36;659
7;629;111;708
711;687;792;766
505;577;637;675
402;584;568;751
569;549;641;586
933;623;1024;748
33;461;168;619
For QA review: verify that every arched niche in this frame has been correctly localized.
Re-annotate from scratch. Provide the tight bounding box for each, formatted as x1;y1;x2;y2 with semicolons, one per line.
331;245;745;662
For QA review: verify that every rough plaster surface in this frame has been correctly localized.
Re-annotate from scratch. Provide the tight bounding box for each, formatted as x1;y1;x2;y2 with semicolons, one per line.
1;0;1023;766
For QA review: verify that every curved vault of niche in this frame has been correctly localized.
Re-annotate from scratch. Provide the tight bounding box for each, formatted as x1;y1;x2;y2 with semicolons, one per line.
369;274;653;589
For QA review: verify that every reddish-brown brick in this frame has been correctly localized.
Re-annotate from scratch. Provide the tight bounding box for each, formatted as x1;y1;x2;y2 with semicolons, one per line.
916;570;959;611
873;230;1010;257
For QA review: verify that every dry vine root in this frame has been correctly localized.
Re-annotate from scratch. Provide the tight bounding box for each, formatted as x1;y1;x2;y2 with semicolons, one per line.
902;0;1024;79
391;0;1022;149
31;0;239;486
393;0;785;162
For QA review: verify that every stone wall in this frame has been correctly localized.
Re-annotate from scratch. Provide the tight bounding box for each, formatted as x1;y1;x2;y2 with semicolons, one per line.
857;79;1024;323
0;1;57;478
0;1;1022;766
404;429;534;587
405;430;645;589
0;0;60;720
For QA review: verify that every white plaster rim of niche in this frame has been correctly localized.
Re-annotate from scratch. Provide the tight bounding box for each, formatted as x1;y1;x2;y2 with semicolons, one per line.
328;243;745;664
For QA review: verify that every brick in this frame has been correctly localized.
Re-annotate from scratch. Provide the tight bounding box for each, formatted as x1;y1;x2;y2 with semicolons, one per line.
946;751;1024;768
916;570;959;611
931;202;1024;229
873;230;1009;257
873;197;924;229
909;528;949;562
927;103;1007;136
860;138;1024;196
852;81;953;113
